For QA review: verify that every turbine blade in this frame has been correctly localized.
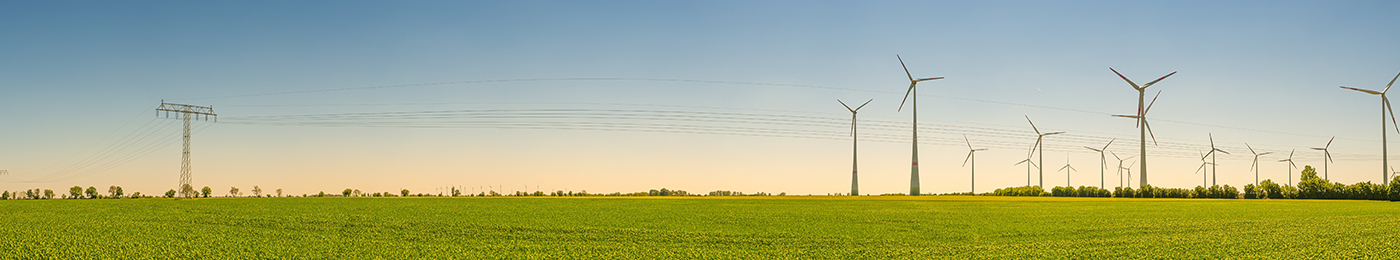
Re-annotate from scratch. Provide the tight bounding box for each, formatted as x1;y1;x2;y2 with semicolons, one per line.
1259;152;1273;156
1326;151;1334;163
1045;131;1065;136
1084;146;1101;152
1246;143;1256;155
1216;149;1230;155
1110;68;1140;89
1103;138;1115;150
963;152;973;167
1342;86;1383;95
1144;120;1158;146
855;99;873;111
1031;138;1042;154
1387;71;1400;93
1196;163;1207;174
838;99;853;112
1144;90;1162;114
1141;71;1177;88
965;134;973;149
1026;116;1040;134
1112;115;1141;119
1111;151;1120;160
898;55;914;82
916;77;945;82
897;83;915;111
1387;97;1399;134
1327;136;1334;148
1060;165;1070;171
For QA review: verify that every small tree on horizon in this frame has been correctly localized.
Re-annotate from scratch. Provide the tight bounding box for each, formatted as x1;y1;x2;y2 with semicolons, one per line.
252;186;262;197
44;189;54;199
200;186;212;198
229;187;240;197
276;188;283;197
85;186;97;199
165;189;176;198
69;186;82;199
401;189;409;197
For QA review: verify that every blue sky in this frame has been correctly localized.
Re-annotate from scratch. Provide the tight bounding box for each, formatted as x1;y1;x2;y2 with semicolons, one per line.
2;1;1399;196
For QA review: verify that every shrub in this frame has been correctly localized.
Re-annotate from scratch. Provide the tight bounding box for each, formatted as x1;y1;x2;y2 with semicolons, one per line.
992;186;1047;196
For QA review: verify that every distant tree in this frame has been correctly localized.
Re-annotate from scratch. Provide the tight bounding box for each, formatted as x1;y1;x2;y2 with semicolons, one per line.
317;191;326;197
165;189;176;198
1;191;8;200
1300;166;1319;181
276;188;283;197
108;186;117;198
343;189;353;197
44;189;54;199
252;186;262;197
130;192;141;199
85;186;97;199
200;186;212;198
69;186;82;199
353;189;361;197
229;187;240;197
401;189;409;197
115;186;124;198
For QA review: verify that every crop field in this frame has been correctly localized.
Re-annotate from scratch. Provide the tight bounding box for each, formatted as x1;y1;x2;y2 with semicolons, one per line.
1;196;1398;258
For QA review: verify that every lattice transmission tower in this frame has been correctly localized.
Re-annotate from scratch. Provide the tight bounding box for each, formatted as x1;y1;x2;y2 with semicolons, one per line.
157;101;216;198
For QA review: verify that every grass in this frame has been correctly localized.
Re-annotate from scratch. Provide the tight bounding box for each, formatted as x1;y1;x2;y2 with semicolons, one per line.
1;196;1398;258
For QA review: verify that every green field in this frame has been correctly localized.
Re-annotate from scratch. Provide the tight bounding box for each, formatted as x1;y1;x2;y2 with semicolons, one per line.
2;196;1398;258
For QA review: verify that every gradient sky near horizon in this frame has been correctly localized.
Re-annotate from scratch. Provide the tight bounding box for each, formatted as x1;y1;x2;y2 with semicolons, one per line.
3;1;1400;196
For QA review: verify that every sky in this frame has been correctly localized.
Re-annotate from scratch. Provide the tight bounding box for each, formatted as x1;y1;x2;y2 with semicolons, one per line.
2;1;1400;196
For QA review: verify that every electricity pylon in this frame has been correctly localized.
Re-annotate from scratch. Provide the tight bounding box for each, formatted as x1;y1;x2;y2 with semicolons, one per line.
157;101;216;198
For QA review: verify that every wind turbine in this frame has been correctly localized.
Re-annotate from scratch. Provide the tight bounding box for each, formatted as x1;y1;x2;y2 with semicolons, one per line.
1202;134;1230;187
1112;152;1133;189
1120;160;1136;190
896;55;944;196
1084;139;1115;189
1195;151;1214;187
1015;143;1039;186
1058;153;1077;187
1026;116;1064;188
1311;137;1335;180
839;99;872;196
963;135;988;193
1341;72;1400;183
1278;149;1298;186
1111;68;1176;187
1246;143;1272;186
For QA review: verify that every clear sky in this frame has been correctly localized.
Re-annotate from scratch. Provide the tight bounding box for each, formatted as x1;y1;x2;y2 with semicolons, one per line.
3;1;1399;196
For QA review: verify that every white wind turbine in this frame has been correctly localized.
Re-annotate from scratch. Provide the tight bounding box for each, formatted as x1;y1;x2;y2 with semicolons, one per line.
1194;151;1214;187
1310;137;1335;180
1340;72;1400;183
896;55;944;196
1278;149;1298;186
1246;143;1272;186
839;99;872;196
1084;139;1115;189
1112;152;1133;189
1026;116;1064;188
1120;159;1137;190
1201;134;1230;186
1016;143;1039;187
1058;153;1077;187
1111;68;1175;187
962;135;988;193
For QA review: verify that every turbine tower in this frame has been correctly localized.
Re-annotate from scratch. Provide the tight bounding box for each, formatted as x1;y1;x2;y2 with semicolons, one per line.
1084;139;1115;189
1026;116;1063;188
1111;68;1175;187
157;101;216;198
1311;137;1335;180
1279;149;1298;186
1340;72;1400;183
839;99;872;196
962;135;988;193
1058;153;1077;187
1201;134;1230;186
896;55;944;196
1246;143;1272;186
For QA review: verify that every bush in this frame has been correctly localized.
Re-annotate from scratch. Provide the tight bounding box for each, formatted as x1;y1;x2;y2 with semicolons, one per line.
992;186;1047;196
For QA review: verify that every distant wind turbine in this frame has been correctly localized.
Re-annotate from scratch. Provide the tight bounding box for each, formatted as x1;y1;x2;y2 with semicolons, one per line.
1112;152;1133;189
1111;68;1175;187
1058;153;1077;187
1278;149;1298;186
1120;159;1137;190
1194;151;1214;187
962;135;988;193
1311;137;1335;180
1246;143;1272;186
1202;134;1230;186
1340;72;1400;183
1084;139;1114;189
896;55;944;196
1026;116;1064;188
1016;143;1039;186
839;99;872;196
